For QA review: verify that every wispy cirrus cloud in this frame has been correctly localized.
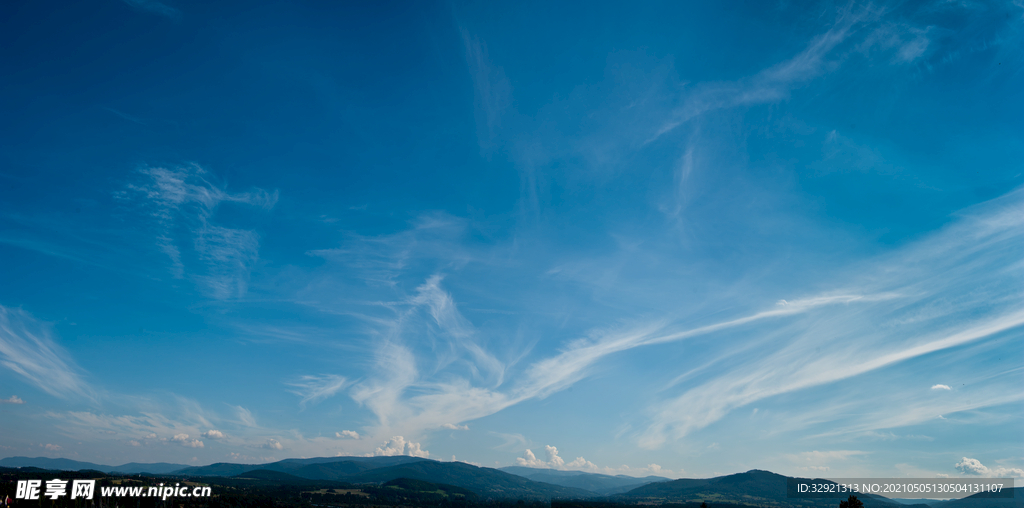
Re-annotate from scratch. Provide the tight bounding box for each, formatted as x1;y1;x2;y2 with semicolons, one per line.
43;397;367;460
461;30;512;154
650;5;883;142
0;306;94;401
637;190;1024;447
306;241;884;445
647;2;957;145
234;405;258;427
119;164;277;299
287;374;349;408
292;187;1023;451
49;409;205;446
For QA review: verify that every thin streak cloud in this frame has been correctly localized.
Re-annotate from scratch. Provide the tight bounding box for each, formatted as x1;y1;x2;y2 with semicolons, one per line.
0;306;94;401
287;374;349;408
120;164;277;299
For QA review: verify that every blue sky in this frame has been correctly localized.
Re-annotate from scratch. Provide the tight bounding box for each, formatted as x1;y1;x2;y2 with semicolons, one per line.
1;0;1022;480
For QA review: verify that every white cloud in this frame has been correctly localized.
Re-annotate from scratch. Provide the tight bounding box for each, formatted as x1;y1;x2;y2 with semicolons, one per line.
41;443;61;451
515;448;544;467
373;436;428;458
515;446;676;477
931;384;952;390
441;423;469;430
288;374;348;408
955;457;1024;478
405;441;428;458
517;446;579;471
995;467;1024;478
0;306;94;400
170;433;204;448
201;429;225;439
956;457;988;475
543;445;564;467
336;430;360;439
0;395;24;404
261;439;283;450
567;456;598;470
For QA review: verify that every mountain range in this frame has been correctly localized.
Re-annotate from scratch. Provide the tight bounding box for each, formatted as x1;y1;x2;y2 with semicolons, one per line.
2;456;1019;507
0;456;188;474
499;466;669;495
612;469;1022;508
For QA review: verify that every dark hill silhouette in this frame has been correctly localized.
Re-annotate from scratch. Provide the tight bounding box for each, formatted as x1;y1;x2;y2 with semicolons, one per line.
288;460;379;479
232;469;326;484
8;456;994;507
382;477;479;500
173;455;591;500
110;462;193;474
341;460;594;500
172;462;256;477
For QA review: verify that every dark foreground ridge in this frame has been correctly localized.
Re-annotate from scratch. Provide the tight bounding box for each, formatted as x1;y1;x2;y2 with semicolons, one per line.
1;457;1021;508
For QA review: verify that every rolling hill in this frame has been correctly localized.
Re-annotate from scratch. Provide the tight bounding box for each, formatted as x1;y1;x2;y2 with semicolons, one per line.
500;466;669;494
615;469;932;508
0;456;188;475
924;487;1023;508
6;455;1003;507
337;460;594;499
172;456;593;500
171;455;427;477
